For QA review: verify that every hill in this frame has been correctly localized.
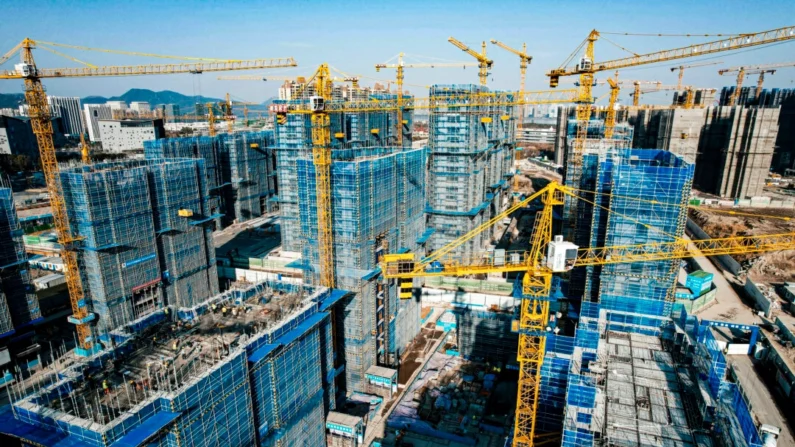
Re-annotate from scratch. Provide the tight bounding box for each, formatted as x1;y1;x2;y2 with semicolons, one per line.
1;89;276;113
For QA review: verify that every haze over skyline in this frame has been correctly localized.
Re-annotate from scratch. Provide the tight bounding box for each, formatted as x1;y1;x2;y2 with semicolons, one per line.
2;0;794;105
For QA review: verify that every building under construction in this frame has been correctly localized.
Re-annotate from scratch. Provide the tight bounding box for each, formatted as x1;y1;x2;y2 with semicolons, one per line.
426;84;516;259
628;104;782;199
144;131;277;228
1;278;345;446
272;91;424;394
0;187;41;338
59;159;219;339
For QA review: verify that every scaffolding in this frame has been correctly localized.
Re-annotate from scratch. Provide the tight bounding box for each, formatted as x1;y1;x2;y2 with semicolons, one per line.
426;84;516;259
0;187;41;337
144;131;277;227
294;146;425;391
60;159;219;333
4;279;342;447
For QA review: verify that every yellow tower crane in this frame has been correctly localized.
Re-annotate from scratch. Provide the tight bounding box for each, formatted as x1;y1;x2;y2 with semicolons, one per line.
719;61;795;104
381;180;795;447
670;60;723;90
448;37;493;86
490;40;532;123
278;64;580;288
0;38;296;350
375;53;477;145
547;26;795;266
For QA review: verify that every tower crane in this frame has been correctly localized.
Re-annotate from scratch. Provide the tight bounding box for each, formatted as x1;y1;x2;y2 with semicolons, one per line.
375;53;477;145
719;62;795;104
0;38;296;351
547;26;795;267
278;63;579;289
490;40;532;123
381;180;795;447
670;60;723;90
448;37;493;86
492;25;795;447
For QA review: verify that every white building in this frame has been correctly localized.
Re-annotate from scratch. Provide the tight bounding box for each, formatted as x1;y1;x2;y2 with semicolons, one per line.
47;96;84;136
518;126;556;145
130;101;151;113
0;108;18;117
83;104;112;142
106;101;128;111
98;119;164;153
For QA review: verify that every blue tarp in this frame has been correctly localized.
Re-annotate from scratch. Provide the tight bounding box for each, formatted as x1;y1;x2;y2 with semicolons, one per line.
248;312;328;364
319;289;349;312
110;411;181;447
416;228;435;244
0;404;75;446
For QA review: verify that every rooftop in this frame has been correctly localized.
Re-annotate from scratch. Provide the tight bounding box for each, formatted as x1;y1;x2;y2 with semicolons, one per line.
588;331;714;446
16;279;318;427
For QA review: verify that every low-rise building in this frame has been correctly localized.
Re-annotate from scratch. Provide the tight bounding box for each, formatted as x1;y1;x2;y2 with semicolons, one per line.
97;118;165;153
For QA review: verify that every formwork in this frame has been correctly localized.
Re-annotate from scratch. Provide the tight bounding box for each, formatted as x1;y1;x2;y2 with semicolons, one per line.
294;146;426;392
60;159;219;333
0;187;41;337
4;279;343;447
144;131;277;227
426;84;516;258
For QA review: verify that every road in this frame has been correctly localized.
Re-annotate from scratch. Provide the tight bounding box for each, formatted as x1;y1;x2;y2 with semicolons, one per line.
363;307;447;446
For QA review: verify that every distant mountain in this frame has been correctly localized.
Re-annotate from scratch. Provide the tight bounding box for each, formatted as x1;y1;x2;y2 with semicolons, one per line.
1;89;274;113
0;93;25;109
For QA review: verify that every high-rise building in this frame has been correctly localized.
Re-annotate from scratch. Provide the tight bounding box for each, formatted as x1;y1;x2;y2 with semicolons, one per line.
60;158;219;334
273;93;424;394
83;103;112;142
0;187;42;338
129;101;150;113
97;119;165;153
47;96;84;136
144;131;278;228
425;85;516;259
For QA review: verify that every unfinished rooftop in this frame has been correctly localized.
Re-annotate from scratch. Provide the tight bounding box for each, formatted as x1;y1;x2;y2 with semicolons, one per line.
12;279;324;431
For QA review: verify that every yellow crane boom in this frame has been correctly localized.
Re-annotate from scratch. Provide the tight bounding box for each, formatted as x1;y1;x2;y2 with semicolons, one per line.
0;37;295;351
381;180;795;447
490;40;532;126
375;53;477;144
448;37;493;86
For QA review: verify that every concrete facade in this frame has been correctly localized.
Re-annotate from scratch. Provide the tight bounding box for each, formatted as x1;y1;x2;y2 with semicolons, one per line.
695;106;780;198
98;119;165;153
83;103;112;142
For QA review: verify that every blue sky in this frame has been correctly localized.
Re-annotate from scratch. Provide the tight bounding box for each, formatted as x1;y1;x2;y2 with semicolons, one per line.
1;0;794;105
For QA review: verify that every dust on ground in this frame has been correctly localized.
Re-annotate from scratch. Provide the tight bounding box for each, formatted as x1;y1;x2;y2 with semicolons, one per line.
689;207;795;282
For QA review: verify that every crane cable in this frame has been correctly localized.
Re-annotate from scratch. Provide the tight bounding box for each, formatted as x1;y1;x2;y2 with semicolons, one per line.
563;189;687;242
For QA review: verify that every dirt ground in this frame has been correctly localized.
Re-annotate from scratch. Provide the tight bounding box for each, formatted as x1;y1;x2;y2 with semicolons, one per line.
689;207;795;282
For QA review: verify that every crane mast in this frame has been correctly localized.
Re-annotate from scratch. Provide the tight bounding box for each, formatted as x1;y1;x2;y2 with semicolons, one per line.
18;39;94;349
448;37;493;86
382;181;795;447
1;38;296;349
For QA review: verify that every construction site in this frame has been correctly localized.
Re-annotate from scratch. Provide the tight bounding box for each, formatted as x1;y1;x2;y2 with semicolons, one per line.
0;21;795;447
